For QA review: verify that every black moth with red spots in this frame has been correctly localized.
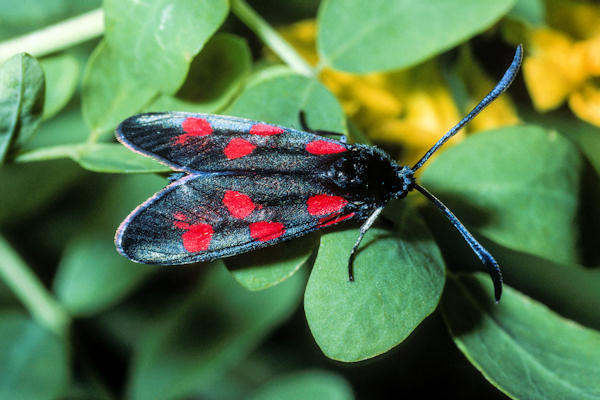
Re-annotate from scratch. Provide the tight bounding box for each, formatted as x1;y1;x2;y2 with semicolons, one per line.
115;113;407;262
115;45;523;302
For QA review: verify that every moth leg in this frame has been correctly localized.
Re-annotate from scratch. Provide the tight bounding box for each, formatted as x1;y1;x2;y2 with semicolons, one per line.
299;111;347;142
348;206;385;281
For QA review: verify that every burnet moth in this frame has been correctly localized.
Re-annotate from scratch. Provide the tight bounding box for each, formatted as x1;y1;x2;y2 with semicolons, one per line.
115;45;523;302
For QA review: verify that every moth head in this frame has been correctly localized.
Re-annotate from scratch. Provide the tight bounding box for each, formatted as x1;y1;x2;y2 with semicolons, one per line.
391;165;415;200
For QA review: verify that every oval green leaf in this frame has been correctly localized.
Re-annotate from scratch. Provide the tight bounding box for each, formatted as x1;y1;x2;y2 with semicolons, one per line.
40;53;80;120
0;312;68;400
304;201;445;361
522;107;600;176
0;160;83;225
490;242;600;330
442;273;600;400
0;53;44;163
249;370;354;400
420;207;600;330
21;103;88;150
104;0;229;94
226;233;319;291
53;233;154;316
82;41;158;138
420;125;581;264
53;173;165;315
147;33;251;114
507;0;545;25
128;264;305;400
317;0;516;73
227;67;346;133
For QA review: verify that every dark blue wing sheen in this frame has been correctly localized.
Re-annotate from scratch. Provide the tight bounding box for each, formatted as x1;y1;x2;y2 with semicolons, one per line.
116;112;351;174
116;173;369;265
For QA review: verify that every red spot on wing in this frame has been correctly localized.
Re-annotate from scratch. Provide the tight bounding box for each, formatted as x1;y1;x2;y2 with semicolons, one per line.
307;194;348;216
173;117;213;145
249;221;285;242
173;212;187;221
173;212;189;229
181;223;214;252
223;190;255;219
319;212;355;227
306;140;347;155
182;117;212;136
249;124;285;136
172;212;213;252
224;138;256;160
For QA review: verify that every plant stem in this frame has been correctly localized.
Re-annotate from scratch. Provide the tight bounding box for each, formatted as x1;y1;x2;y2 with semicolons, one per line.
231;0;314;77
0;9;104;62
0;235;70;336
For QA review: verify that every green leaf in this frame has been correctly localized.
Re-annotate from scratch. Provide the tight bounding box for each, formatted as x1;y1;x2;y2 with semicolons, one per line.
147;33;251;114
0;312;68;400
53;174;165;315
40;53;80;120
522;107;600;176
248;370;354;400
128;263;305;400
317;0;516;73
227;67;346;133
442;274;600;400
0;53;44;163
104;0;229;94
304;201;445;361
226;233;319;291
22;103;88;150
420;205;600;330
420;125;581;264
489;242;600;330
507;0;545;25
53;233;153;316
0;160;82;225
76;143;171;173
100;173;169;227
82;40;158;138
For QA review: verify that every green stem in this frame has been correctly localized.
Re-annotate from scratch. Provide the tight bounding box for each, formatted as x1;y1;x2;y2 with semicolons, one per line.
231;0;314;77
0;9;104;62
0;235;70;336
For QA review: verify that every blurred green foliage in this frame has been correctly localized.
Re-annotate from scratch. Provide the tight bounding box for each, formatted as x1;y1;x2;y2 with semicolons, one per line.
0;0;599;399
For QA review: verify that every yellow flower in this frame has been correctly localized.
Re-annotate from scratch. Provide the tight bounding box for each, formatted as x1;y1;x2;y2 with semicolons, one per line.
522;1;600;126
278;20;518;165
321;62;463;166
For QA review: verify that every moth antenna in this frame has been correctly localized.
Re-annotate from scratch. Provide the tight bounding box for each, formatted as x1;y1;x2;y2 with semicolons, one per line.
413;183;503;302
412;44;523;172
348;206;385;281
